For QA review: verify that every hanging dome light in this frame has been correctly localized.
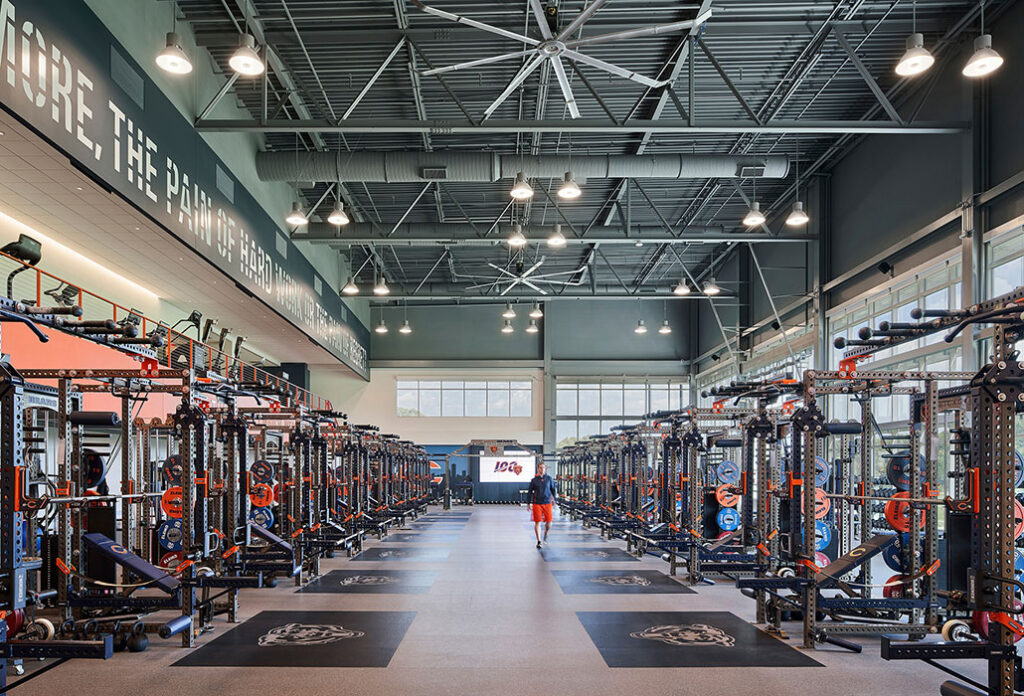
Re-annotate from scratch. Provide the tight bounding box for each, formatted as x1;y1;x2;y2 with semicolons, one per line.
341;277;359;295
229;34;265;76
658;319;672;335
786;201;810;227
895;33;934;76
703;278;721;296
558;171;581;199
328;201;350;226
743;201;766;227
510;172;534;200
501;319;514;334
507;223;527;247
374;318;388;334
672;279;690;296
962;34;1003;77
373;277;390;296
526;319;540;334
399;319;412;335
285;201;308;226
547;223;567;248
156;32;193;74
634;319;648;335
529;302;543;319
502;303;516;319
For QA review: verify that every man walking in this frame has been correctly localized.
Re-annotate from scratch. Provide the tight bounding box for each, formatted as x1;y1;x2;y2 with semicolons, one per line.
527;462;557;548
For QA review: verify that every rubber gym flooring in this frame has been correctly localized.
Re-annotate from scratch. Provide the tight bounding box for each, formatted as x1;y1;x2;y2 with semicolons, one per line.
24;506;989;696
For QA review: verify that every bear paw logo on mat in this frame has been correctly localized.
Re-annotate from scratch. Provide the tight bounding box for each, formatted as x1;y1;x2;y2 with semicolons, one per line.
584;550;611;558
590;574;651;586
257;623;365;646
376;550;405;558
630;624;735;647
339;575;396;586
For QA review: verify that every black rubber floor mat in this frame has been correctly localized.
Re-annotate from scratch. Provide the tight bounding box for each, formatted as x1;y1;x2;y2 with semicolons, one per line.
537;546;638;562
576;611;822;668
298;570;437;594
552;570;695;594
352;547;451;562
173;611;415;667
383;533;460;543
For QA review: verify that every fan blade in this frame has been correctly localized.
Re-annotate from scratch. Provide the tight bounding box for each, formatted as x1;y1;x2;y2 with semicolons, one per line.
499;278;523;296
556;0;609;40
563;50;666;89
521;279;548;295
528;0;554;39
483;54;546;120
421;50;535;76
520;257;547;278
487;262;520;279
550;57;580;118
410;1;539;45
565;10;713;48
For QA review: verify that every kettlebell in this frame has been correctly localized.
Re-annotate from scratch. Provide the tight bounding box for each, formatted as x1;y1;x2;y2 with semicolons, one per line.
127;623;148;653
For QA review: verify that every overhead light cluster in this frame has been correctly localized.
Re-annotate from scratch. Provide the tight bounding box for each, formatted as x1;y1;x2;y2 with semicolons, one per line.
895;0;1002;78
558;172;581;199
374;308;413;336
500;303;543;334
670;278;720;296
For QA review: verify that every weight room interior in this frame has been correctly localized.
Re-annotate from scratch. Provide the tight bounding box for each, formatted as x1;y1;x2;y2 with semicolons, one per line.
0;1;1022;695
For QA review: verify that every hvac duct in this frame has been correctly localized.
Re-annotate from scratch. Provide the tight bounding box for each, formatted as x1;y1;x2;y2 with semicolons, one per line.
255;151;790;183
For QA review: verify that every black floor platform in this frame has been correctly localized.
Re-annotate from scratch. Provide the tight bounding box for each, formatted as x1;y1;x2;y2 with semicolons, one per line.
538;547;638;562
382;533;461;543
297;570;438;594
577;611;822;668
552;570;695;594
544;532;606;542
173;611;416;667
352;547;451;562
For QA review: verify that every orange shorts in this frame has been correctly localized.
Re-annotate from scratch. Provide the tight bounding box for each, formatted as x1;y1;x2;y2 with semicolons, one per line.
532;503;553;522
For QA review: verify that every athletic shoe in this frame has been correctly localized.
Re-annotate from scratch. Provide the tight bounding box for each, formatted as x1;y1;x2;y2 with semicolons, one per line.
536;541;542;549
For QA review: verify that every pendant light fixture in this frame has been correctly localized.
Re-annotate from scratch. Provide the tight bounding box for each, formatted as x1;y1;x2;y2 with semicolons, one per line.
529;302;543;319
659;319;672;335
285;201;308;226
502;303;516;319
634;319;648;335
398;302;412;334
786;137;810;227
743;179;765;227
672;279;691;295
501;319;514;334
230;34;265;76
962;1;1003;78
510;172;534;200
507;223;527;247
895;0;934;76
156;34;192;75
703;277;721;296
341;276;359;295
547;223;567;248
374;314;388;334
558;171;581;199
328;184;350;226
373;267;390;295
526;319;540;334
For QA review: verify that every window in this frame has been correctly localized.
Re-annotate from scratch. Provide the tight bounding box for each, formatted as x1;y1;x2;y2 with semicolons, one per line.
554;379;690;448
396;379;533;418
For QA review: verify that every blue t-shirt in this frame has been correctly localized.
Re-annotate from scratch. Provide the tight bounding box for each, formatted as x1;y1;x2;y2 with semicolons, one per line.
527;474;557;505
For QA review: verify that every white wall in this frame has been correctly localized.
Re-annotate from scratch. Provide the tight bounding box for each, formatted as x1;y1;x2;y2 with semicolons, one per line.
313;366;544;446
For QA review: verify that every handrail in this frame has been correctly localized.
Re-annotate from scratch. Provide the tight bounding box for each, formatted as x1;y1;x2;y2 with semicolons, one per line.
0;249;333;410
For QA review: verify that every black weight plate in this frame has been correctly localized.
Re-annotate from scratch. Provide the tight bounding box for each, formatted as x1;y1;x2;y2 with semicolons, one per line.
250;460;274;484
885;452;925;492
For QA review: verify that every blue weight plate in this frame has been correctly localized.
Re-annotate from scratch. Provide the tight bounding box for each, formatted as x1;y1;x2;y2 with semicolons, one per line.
157;519;183;551
250;460;275;484
249;506;274;529
885;452;926;492
881;532;924;573
802;521;833;552
814;457;831;488
716;460;741;486
717;507;740;532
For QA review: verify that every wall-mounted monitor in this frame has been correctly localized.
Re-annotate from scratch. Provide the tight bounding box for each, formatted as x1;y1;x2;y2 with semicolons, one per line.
478;451;536;483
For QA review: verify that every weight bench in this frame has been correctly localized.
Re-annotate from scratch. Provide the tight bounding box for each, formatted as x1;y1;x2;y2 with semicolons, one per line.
82;533;180;595
250;523;294;554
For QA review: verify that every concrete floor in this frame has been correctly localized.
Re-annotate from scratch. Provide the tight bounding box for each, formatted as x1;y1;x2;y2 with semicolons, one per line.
21;505;987;695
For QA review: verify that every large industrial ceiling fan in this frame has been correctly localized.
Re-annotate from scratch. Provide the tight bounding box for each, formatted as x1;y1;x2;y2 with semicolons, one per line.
464;257;581;295
410;0;712;120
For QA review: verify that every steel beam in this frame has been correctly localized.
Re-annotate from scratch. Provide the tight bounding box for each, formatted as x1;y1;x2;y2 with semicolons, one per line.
371;292;736;302
194;118;965;134
291;229;815;247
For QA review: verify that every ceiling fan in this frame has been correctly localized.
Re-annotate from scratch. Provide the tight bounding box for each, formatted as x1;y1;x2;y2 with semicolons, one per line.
410;0;712;120
464;257;582;295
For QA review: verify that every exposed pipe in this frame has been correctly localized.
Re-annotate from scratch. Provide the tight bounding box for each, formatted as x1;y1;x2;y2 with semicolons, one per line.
256;150;790;183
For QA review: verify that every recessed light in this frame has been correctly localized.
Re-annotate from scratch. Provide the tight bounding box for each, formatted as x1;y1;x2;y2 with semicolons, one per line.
76;187;83;191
